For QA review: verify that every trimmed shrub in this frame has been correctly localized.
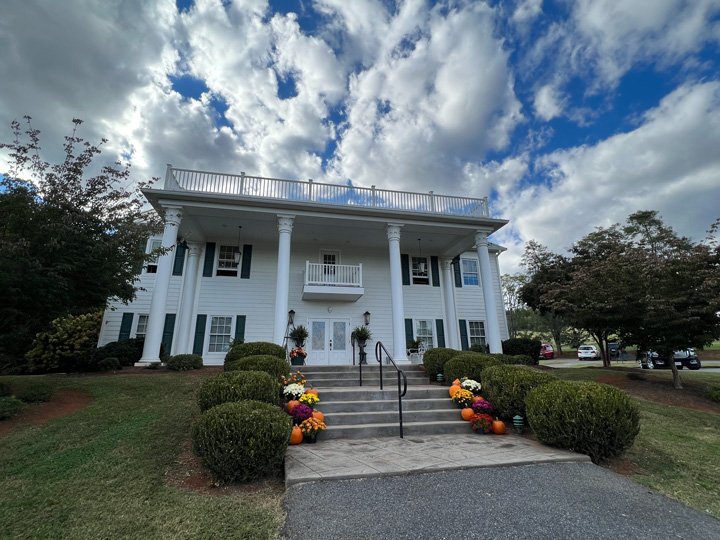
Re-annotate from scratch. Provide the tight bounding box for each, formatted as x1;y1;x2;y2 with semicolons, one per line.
422;348;461;380
15;382;55;403
197;371;278;412
443;353;503;383
0;396;25;420
167;354;204;371
707;388;720;403
224;342;286;365
191;400;292;482
481;365;556;419
97;357;122;371
470;343;490;354
0;355;26;375
225;355;290;382
501;338;542;364
88;337;147;367
487;353;535;366
526;380;641;464
26;311;103;373
0;381;11;397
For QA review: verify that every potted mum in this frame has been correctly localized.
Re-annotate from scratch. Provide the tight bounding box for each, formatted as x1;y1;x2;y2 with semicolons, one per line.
289;346;307;366
460;377;481;395
290;403;313;426
471;413;493;434
299;392;319;409
289;325;309;347
299;416;326;443
283;383;306;401
451;388;474;408
471;398;494;415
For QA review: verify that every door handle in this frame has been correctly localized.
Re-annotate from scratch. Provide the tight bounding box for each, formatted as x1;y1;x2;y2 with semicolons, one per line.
329;339;333;350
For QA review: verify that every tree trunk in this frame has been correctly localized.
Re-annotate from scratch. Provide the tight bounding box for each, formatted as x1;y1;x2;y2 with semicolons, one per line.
669;360;683;389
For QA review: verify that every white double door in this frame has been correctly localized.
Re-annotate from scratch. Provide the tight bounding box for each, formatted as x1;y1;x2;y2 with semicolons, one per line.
307;318;351;365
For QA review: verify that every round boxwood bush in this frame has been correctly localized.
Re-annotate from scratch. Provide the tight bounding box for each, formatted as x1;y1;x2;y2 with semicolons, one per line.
197;371;278;412
191;400;292;482
422;348;460;380
225;355;290;382
501;337;542;362
443;353;502;384
526;380;640;464
0;396;25;420
486;353;535;366
224;342;286;365
481;364;556;419
167;354;204;371
97;357;122;371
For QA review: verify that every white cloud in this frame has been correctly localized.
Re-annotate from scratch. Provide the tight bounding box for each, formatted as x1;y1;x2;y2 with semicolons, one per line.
533;84;567;121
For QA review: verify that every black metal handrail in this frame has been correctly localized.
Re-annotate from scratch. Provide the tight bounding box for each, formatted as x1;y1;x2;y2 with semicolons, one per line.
375;341;408;438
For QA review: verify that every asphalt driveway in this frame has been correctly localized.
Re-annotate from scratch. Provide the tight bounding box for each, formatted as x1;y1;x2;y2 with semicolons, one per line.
283;462;720;540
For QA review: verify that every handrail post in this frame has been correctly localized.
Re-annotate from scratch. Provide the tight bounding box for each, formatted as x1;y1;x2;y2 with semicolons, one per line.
371;185;376;207
240;171;245;196
429;191;435;212
308;179;313;201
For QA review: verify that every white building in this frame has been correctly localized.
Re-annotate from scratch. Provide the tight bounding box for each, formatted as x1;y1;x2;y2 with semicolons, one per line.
99;166;509;365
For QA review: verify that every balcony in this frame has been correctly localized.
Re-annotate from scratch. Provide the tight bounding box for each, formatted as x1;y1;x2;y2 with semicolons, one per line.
163;166;489;218
302;262;364;301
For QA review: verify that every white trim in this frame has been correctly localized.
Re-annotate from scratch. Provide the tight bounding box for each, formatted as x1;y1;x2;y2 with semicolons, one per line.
206;315;234;354
460;257;479;287
413;318;436;349
133;314;149;339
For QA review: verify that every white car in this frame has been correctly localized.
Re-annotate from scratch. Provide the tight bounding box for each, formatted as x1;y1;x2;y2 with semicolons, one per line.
578;345;599;360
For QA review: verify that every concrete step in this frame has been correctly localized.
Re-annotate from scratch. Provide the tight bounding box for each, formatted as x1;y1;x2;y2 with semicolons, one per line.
300;369;426;381
322;419;472;439
317;398;452;413
323;408;462;425
294;364;425;373
307;376;430;387
311;385;449;401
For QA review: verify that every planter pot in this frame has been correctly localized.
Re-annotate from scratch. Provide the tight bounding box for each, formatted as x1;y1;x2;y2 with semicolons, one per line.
304;435;317;444
475;429;488;434
357;339;367;348
293;339;306;348
290;356;306;366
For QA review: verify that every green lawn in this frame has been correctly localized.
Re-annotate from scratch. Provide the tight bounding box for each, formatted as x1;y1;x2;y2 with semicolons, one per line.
0;373;284;540
551;368;720;518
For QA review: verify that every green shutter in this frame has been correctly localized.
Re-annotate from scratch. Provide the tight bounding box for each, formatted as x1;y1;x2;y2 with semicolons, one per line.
161;314;176;356
404;318;414;347
436;319;445;348
202;242;216;277
172;244;187;276
458;319;469;350
235;315;246;341
401;254;410;285
453;257;463;288
118;313;133;340
431;256;440;287
240;244;252;279
193;315;207;356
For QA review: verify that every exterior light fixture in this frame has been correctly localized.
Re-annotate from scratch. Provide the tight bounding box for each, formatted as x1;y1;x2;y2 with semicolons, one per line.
513;415;524;435
233;226;243;264
363;311;371;325
288;309;295;325
417;238;426;273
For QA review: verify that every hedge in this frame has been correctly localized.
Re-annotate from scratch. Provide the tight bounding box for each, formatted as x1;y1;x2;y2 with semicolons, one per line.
88;337;148;367
191;400;292;482
526;381;640;464
197;371;278;412
225;354;290;382
224;342;286;365
481;365;556;419
0;396;25;420
501;338;541;364
167;354;204;371
422;348;461;380
443;353;503;384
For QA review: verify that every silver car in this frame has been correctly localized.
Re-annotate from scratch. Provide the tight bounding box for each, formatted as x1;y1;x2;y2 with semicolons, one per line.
578;345;599;360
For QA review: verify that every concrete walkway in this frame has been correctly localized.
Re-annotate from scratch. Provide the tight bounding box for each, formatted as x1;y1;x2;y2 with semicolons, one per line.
285;432;589;487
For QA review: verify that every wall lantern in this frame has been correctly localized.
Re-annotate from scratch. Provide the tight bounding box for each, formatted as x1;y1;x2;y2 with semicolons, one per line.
233;226;243;264
363;311;371;325
288;309;295;325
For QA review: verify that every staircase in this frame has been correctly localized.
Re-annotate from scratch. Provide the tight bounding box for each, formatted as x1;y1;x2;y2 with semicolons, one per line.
300;365;470;439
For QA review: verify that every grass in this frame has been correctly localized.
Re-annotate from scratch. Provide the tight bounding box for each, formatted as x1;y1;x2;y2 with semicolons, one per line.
0;373;284;540
551;367;720;518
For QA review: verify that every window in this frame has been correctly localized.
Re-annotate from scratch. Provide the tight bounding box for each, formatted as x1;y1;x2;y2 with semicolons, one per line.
208;316;233;352
462;258;479;286
136;315;149;339
412;256;429;285
415;319;434;349
217;245;239;277
468;321;486;347
146;239;162;273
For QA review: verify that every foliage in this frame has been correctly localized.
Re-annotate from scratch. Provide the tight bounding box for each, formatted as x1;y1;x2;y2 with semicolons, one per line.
352;325;372;341
471;399;493;414
0;396;25;420
451;388;474;406
707;389;720;403
298;393;319;408
191;400;292;483
470;413;493;432
289;346;306;360
421;347;460;379
469;343;489;354
197;371;278;412
460;378;482;393
89;337;147;367
282;383;306;400
525;380;640;464
443;352;502;383
25;311;103;373
167;354;203;371
501;273;528;340
224;342;286;365
501;338;541;362
0;381;10;397
97;357;122;371
288;325;309;341
280;371;306;387
289;403;313;424
14;381;55;403
481;365;556;419
225;355;290;384
0;117;162;358
299;417;326;437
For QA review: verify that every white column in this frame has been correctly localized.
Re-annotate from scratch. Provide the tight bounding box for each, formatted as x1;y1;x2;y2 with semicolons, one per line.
441;258;459;349
140;207;182;364
475;231;503;354
273;215;295;345
387;224;408;363
176;243;202;354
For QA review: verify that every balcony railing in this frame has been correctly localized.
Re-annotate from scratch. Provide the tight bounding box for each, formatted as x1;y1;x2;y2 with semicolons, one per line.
305;262;362;287
164;166;489;218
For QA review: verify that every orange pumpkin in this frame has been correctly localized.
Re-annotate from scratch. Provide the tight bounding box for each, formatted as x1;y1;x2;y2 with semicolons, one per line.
491;419;506;434
312;410;325;422
305;388;319;397
472;396;485;403
452;379;460;385
290;425;303;445
286;400;300;413
461;407;475;421
449;384;462;397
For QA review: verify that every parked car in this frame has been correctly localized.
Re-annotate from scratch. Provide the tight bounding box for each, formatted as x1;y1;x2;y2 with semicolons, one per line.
607;343;620;358
539;343;555;359
641;349;701;370
578;345;599;360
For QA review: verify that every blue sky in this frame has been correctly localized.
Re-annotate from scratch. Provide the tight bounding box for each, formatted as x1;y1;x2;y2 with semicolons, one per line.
1;0;719;272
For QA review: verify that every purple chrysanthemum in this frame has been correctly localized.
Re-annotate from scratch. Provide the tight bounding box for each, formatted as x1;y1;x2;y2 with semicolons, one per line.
291;403;313;423
472;399;493;413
